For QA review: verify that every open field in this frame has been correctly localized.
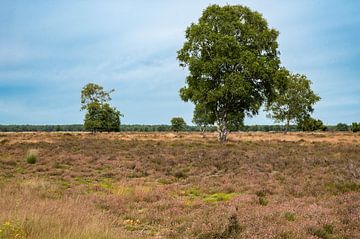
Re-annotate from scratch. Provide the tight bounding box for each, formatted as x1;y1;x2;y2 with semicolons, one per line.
0;132;360;239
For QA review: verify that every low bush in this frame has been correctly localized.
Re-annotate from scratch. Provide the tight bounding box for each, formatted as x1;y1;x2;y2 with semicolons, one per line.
284;212;296;222
26;149;38;164
335;123;349;131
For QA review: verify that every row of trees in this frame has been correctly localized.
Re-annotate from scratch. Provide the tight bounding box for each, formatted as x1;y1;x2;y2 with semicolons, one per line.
177;4;326;141
1;123;359;132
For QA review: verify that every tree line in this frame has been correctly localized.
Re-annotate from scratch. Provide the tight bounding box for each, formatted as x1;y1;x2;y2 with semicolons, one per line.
0;123;359;133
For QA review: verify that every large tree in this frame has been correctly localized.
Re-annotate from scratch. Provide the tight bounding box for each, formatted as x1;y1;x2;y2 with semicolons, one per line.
266;73;321;133
81;83;122;132
177;4;282;142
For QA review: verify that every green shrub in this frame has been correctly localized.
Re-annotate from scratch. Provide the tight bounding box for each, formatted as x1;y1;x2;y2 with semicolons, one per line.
307;224;349;239
26;150;38;164
335;123;349;131
298;117;327;131
258;196;268;206
284;212;296;222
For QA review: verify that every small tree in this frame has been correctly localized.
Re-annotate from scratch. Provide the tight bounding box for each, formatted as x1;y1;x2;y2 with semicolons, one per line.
171;117;186;132
335;123;349;131
81;83;122;132
266;73;320;133
177;4;283;142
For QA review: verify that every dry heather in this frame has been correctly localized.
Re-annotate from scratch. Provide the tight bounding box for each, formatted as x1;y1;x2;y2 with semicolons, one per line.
0;132;359;238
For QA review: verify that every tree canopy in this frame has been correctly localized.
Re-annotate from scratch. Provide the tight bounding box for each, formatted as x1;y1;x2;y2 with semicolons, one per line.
170;117;187;132
266;73;320;132
177;4;283;142
81;83;122;132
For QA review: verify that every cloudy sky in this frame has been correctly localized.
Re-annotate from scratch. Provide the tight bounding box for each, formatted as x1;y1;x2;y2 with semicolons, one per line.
1;0;359;125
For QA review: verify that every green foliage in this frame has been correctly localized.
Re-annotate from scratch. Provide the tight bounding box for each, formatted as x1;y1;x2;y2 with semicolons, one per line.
284;212;296;222
298;117;327;132
335;123;349;131
183;188;236;203
351;122;360;132
81;83;122;132
203;192;236;203
178;4;282;141
0;124;329;133
170;117;186;132
26;150;38;164
275;232;298;239
0;124;84;132
266;72;321;132
258;196;268;206
84;103;121;132
307;224;348;239
0;220;25;239
325;181;360;195
81;83;113;110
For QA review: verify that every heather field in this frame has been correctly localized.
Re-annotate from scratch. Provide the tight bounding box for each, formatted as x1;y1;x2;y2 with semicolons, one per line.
0;132;360;239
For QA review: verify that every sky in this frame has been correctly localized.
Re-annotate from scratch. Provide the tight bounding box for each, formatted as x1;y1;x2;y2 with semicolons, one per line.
0;0;359;125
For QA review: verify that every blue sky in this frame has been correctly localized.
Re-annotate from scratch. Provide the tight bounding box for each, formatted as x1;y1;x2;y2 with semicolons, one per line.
0;0;359;125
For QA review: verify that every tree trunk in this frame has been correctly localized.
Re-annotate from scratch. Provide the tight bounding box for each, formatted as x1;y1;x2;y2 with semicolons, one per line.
284;119;290;134
217;121;229;143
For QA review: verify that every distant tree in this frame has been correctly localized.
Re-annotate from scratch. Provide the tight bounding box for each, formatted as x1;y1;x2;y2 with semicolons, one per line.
266;73;320;133
335;123;349;131
171;117;186;132
298;117;327;131
81;83;122;132
177;4;283;142
352;122;360;133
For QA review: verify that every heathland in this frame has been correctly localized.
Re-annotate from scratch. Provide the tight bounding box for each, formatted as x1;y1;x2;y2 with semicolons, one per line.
0;132;359;238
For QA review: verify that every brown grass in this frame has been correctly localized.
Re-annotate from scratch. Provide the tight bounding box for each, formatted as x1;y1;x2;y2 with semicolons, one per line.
0;132;359;238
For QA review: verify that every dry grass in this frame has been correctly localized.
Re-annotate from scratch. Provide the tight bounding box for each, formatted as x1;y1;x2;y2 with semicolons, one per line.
0;132;359;238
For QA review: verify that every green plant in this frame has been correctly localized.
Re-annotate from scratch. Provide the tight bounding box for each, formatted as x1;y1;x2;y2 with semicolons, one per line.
203;193;236;203
26;150;38;164
177;4;284;142
267;73;321;133
276;231;298;239
307;224;348;239
258;196;268;206
81;83;122;132
170;117;186;132
284;212;296;222
0;220;25;239
335;123;349;131
325;181;360;195
298;117;327;131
